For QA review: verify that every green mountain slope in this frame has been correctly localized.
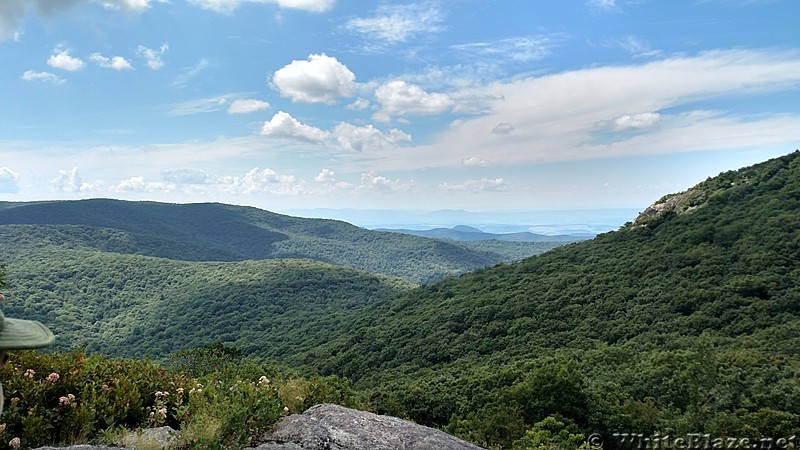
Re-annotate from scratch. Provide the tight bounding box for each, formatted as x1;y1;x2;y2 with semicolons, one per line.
3;249;413;361
0;199;554;283
293;151;800;447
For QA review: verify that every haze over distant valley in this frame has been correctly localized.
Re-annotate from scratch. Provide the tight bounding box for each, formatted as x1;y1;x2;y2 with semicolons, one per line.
281;207;640;235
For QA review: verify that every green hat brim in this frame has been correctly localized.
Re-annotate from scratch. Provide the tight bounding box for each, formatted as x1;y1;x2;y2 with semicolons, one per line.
0;317;55;350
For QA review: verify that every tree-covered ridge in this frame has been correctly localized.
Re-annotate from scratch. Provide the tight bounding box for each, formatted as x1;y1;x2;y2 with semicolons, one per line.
3;249;412;362
291;151;800;447
0;200;557;283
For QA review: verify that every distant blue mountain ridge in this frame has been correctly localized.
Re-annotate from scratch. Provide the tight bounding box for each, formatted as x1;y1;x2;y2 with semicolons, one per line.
375;225;592;242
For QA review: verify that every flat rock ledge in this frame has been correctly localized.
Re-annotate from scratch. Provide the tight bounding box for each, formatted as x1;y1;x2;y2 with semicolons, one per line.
248;403;485;450
31;405;482;450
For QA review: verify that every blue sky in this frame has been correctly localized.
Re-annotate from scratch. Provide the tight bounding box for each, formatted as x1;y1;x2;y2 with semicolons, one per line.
1;0;799;221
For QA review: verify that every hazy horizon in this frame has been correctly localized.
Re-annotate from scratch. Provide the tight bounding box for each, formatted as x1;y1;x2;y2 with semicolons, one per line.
1;1;798;212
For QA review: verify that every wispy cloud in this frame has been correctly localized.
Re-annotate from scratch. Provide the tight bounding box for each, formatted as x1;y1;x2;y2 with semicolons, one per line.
602;112;662;131
348;49;800;172
136;43;169;70
169;94;236;116
228;98;270;114
0;167;20;193
173;58;212;88
345;2;445;45
452;36;557;63
617;35;662;58
440;178;508;193
21;70;66;85
186;0;333;13
587;0;618;11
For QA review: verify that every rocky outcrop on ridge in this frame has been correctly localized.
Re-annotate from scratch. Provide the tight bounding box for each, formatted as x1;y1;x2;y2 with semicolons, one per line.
247;403;484;450
33;405;482;450
633;188;704;225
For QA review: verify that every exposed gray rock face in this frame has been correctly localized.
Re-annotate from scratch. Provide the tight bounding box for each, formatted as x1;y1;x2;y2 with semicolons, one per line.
634;188;704;225
249;403;484;450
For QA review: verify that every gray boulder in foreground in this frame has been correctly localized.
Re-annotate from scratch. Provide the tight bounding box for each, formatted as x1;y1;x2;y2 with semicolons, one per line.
249;403;484;450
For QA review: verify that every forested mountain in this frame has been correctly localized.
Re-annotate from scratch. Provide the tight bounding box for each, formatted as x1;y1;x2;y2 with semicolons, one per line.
4;151;799;449
0;199;557;283
280;151;799;447
3;250;413;359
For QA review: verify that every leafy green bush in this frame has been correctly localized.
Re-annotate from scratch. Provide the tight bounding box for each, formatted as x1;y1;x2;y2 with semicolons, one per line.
0;348;357;449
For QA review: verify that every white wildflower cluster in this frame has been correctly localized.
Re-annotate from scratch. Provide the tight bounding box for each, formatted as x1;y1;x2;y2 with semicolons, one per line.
58;393;77;407
154;390;170;399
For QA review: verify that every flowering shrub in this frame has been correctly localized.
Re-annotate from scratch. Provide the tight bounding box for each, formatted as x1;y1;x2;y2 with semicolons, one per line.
0;349;181;448
0;349;358;449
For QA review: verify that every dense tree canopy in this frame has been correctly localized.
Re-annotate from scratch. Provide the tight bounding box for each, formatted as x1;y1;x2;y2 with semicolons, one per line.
1;151;798;448
0;200;563;284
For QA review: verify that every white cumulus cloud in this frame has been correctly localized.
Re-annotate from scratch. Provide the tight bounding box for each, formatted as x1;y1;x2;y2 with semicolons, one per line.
272;54;356;104
359;171;415;193
48;47;85;71
111;176;173;193
333;123;411;152
90;53;133;70
50;167;84;193
21;70;65;85
222;167;309;195
373;80;453;122
315;168;335;182
260;111;330;143
228;98;270;114
347;98;370;111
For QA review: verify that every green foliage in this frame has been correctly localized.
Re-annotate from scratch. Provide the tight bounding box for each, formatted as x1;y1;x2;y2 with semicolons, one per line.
0;200;558;283
1;350;177;448
0;349;358;449
300;151;800;447
3;151;800;449
2;255;412;365
166;343;245;378
512;416;586;450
